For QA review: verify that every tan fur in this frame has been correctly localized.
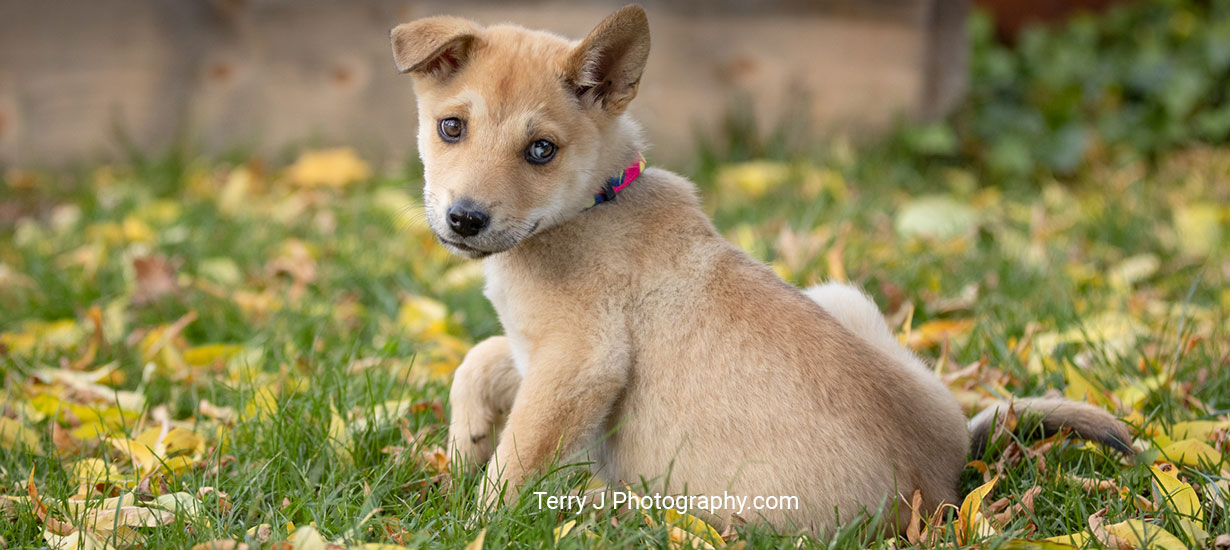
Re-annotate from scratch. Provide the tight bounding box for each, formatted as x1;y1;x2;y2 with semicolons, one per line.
391;5;1131;535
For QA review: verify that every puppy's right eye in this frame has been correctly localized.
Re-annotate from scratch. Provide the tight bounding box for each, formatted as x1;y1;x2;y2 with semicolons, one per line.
438;118;465;142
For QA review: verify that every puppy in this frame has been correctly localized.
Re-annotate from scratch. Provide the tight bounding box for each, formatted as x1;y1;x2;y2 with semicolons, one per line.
389;5;1132;534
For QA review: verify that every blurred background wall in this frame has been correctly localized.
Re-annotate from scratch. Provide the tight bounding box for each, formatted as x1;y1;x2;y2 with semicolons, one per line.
0;0;976;168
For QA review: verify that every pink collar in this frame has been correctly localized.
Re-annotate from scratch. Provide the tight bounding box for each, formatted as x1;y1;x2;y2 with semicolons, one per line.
589;154;646;208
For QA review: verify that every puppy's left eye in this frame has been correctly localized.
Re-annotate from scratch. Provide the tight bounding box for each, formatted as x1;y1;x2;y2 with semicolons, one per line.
525;140;557;165
438;118;465;142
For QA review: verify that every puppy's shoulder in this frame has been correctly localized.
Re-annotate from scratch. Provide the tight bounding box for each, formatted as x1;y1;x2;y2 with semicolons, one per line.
634;167;701;206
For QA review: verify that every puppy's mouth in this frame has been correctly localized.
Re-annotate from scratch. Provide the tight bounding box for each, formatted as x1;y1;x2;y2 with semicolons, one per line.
437;237;497;259
434;219;541;259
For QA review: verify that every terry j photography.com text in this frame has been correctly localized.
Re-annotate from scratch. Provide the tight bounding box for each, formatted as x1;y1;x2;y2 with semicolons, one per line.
533;491;799;516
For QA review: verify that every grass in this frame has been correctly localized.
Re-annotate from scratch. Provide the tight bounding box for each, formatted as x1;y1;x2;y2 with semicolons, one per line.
1;137;1227;549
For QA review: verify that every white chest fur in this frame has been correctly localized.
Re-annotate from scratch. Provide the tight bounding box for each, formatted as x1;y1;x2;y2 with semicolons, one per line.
483;261;532;376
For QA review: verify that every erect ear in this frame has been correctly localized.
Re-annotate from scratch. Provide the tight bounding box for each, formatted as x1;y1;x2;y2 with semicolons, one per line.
390;16;482;78
566;5;650;114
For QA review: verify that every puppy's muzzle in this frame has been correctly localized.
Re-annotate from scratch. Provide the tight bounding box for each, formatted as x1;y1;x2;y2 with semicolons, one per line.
447;199;490;237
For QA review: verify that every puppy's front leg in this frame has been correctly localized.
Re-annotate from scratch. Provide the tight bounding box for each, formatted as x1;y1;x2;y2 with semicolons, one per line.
482;335;628;508
448;336;521;471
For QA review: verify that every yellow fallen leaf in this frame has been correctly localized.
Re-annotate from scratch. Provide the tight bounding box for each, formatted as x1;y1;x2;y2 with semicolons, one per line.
70;306;104;370
715;161;790;199
1160;439;1223;469
1004;539;1083;550
198;257;244;286
150;492;203;516
1064;361;1112;408
134;199;183;224
1150;466;1202;522
0;416;44;454
0;318;82;356
667;524;718;550
435;262;485;293
1173;203;1222;258
1109;254;1160;290
1169;420;1230;442
285;147;372;188
398;295;449;338
243;386;279;421
70;422;114;441
184;344;244;367
138;316;195;374
1150;466;1206;546
121;217;155;243
163;427;205;456
82;504;175;534
553;519;577;542
466;528;486;550
800;165;849;201
1102;519;1188;550
1114;373;1170;410
134;426;165;448
43;530;111;550
231;289;283;318
70;458;122;483
61;493;136;516
906;319;975;350
958;473;1000;544
1029;313;1143;373
191;540;248;550
288;525;329;550
664;509;726;548
1043;532;1092;547
108;438;158;474
246;523;273;542
327;408;352;463
406;334;472;382
895;195;979;240
160;455;197;475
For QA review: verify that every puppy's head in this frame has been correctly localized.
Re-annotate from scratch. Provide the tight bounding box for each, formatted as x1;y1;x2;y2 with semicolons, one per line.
390;6;650;258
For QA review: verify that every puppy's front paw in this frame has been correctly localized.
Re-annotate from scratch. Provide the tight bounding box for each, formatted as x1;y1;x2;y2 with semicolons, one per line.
446;420;496;472
446;364;497;471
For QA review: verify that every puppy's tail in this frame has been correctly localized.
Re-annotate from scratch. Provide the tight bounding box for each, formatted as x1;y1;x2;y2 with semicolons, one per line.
968;397;1135;458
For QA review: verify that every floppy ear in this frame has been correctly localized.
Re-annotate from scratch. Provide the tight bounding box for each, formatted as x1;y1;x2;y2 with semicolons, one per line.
390;16;481;78
567;5;650;114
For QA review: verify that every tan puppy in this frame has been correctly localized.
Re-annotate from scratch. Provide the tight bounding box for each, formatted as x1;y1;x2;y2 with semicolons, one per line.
389;6;1132;534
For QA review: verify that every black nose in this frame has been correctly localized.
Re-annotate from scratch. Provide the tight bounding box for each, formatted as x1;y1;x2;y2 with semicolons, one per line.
446;202;490;237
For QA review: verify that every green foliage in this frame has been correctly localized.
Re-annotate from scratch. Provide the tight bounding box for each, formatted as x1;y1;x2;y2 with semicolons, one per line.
957;0;1230;182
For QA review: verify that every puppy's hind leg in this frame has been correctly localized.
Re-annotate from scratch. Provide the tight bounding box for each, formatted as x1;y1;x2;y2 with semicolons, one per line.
447;336;522;472
804;283;926;372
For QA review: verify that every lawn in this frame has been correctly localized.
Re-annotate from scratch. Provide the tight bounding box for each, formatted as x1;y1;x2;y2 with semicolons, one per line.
3;2;1230;549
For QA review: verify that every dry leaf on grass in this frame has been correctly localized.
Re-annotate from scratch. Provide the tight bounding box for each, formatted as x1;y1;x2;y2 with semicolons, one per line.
1159;439;1223;469
1;416;43;455
132;255;180;306
1089;509;1188;550
906;319;975;350
1001;539;1082;550
957;473;1000;544
905;489;923;544
285;148;372;188
191;541;249;550
1150;465;1207;546
465;528;486;550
